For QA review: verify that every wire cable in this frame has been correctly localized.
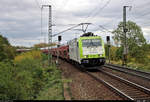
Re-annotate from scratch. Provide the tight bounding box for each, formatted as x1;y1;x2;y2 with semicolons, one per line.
92;0;111;18
99;25;112;33
34;0;41;9
52;24;81;37
84;0;111;23
83;0;104;22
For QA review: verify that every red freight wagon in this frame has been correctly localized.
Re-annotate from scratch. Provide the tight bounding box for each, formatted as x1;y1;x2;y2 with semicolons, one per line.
49;45;69;61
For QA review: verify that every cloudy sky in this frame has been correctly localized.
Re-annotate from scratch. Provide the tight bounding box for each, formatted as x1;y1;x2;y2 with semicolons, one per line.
0;0;150;47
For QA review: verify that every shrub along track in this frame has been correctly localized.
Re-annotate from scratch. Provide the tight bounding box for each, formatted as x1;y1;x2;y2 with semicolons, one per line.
56;58;123;100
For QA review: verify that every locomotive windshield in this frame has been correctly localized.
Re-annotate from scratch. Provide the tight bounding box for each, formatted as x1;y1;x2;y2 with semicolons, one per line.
82;39;102;47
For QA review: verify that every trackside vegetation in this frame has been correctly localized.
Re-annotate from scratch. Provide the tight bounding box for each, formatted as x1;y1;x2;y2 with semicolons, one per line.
0;50;64;100
0;34;64;100
105;21;150;72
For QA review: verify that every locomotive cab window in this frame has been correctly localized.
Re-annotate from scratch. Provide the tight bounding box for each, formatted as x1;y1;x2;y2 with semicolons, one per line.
82;39;102;47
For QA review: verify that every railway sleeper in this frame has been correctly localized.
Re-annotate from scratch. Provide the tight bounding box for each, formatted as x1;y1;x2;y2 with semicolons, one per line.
127;94;149;98
127;92;149;96
121;88;141;92
114;86;135;89
135;97;150;100
134;96;150;100
101;70;150;95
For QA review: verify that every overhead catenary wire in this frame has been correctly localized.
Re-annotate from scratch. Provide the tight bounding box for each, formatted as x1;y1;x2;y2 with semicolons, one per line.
52;24;82;37
83;0;104;22
133;11;150;19
61;0;69;10
121;1;150;30
84;0;111;23
41;0;149;43
41;0;75;44
45;0;112;39
41;7;46;43
99;25;112;33
34;0;41;9
128;1;150;21
35;0;45;44
92;0;111;18
80;0;112;34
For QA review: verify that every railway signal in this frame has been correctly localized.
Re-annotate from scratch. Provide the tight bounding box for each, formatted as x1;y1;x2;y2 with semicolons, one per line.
56;36;62;65
106;36;110;44
106;36;110;63
58;36;62;42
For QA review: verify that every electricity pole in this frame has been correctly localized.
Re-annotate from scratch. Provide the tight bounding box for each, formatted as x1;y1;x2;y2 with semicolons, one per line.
42;5;52;66
123;6;132;66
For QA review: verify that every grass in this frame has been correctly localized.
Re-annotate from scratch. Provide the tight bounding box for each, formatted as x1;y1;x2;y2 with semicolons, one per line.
106;59;150;72
36;83;64;100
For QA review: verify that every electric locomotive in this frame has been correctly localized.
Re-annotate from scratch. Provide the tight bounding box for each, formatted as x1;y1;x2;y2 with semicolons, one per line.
68;32;105;68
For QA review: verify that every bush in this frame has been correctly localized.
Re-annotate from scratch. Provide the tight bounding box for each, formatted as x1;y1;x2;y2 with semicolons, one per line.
0;62;27;100
0;35;16;61
36;64;64;100
0;50;64;100
14;50;42;64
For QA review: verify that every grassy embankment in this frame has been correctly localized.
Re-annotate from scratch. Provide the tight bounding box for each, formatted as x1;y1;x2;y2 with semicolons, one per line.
106;56;150;72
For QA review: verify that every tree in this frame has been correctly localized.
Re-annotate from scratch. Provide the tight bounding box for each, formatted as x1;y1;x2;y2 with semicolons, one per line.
34;43;57;48
112;21;147;63
0;34;16;61
112;21;146;46
115;46;123;60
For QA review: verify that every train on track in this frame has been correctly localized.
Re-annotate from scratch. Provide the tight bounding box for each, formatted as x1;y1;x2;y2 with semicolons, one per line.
44;32;106;69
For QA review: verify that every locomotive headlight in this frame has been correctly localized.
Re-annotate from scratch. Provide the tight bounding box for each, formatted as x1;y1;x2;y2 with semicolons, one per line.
84;55;88;58
98;54;102;57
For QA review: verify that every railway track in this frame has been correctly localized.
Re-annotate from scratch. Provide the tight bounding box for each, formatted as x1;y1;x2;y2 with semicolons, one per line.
104;63;150;81
57;58;150;100
86;69;150;101
58;58;124;100
102;64;150;90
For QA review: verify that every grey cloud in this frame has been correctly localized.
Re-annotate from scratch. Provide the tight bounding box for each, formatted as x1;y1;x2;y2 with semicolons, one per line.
0;0;150;46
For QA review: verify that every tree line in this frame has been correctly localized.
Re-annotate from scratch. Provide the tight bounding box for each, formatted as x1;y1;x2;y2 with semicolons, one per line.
105;21;150;71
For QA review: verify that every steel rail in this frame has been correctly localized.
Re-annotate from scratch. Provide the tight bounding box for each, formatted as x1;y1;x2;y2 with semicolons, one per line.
100;70;150;94
86;72;134;100
104;64;150;81
106;63;150;75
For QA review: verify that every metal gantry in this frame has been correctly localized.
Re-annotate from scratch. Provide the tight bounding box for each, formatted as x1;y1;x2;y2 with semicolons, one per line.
123;6;132;66
42;5;52;66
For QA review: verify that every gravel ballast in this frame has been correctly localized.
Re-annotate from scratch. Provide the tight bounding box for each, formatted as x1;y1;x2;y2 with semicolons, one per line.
57;58;123;100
